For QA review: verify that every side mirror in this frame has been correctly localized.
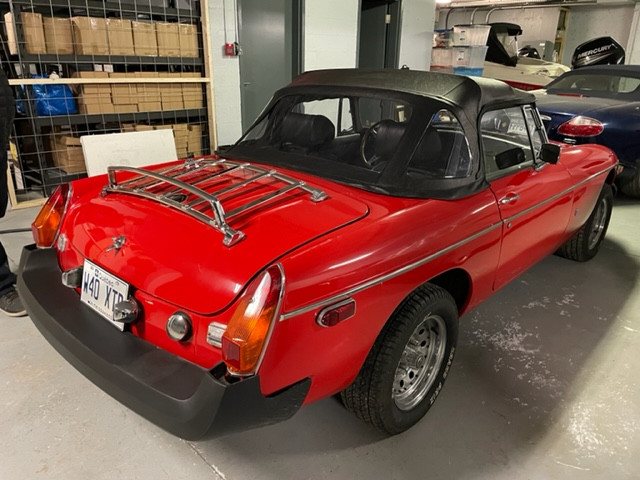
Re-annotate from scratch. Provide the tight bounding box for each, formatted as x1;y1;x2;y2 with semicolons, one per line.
540;143;561;164
495;147;525;170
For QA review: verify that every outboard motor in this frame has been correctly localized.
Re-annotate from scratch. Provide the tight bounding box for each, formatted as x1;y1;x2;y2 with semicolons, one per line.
571;37;625;68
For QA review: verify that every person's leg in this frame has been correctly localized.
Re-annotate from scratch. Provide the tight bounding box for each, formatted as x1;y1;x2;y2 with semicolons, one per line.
0;241;16;294
0;241;25;316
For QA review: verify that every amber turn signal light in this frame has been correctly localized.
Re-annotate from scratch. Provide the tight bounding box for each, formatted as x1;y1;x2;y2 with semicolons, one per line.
32;184;70;248
222;265;283;376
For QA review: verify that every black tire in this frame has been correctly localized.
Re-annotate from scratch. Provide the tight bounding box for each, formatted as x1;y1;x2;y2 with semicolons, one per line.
341;284;458;435
618;171;640;197
556;183;613;262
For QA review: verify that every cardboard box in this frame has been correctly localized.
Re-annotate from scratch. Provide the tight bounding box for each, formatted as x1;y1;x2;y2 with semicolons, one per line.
78;102;116;115
113;104;138;113
106;19;134;56
122;123;136;132
181;72;203;109
178;23;198;57
79;93;113;105
134;125;155;132
71;17;109;55
71;71;111;96
132;21;157;56
156;22;180;57
109;72;138;105
4;13;17;55
44;17;74;55
50;134;86;174
161;96;184;111
138;101;162;112
14;12;47;54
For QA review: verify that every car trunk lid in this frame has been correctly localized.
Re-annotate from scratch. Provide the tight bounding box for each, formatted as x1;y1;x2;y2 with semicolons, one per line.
65;158;369;314
536;94;625;134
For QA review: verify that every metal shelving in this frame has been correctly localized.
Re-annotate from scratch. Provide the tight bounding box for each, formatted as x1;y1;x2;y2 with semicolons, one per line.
0;0;213;206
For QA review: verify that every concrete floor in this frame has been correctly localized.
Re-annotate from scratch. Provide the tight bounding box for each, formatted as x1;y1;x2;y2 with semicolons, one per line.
1;195;639;480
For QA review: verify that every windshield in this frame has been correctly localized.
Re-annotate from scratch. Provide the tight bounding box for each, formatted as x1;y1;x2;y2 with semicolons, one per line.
547;72;640;98
225;89;474;197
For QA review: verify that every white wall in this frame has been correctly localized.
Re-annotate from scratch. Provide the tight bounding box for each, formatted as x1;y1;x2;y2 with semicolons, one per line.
436;7;560;47
209;0;360;145
626;4;640;64
398;0;437;71
208;0;243;146
303;0;360;71
561;5;634;66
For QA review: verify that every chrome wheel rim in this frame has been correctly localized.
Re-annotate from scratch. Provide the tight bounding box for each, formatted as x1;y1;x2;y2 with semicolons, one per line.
587;197;609;250
392;314;447;411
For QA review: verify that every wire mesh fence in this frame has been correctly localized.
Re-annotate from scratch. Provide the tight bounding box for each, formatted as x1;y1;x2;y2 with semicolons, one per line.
1;0;210;205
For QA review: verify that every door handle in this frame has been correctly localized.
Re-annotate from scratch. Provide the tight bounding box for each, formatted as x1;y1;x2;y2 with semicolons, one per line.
500;193;520;204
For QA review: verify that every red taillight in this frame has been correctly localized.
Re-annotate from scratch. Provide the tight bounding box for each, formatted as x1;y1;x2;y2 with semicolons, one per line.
557;116;604;137
31;184;70;248
222;265;284;376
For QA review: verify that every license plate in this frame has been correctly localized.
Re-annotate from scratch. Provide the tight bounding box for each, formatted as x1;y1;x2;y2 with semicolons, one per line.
80;259;129;330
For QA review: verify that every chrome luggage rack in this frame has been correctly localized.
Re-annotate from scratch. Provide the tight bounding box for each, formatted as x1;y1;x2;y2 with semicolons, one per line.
103;157;329;247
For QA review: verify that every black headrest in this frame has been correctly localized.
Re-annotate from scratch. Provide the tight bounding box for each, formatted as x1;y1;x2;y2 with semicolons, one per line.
372;120;406;159
280;112;335;148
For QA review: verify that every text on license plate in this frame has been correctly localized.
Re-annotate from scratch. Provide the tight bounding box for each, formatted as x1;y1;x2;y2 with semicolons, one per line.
80;260;129;329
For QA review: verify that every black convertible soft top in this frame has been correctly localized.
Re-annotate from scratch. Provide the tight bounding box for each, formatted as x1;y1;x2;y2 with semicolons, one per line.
286;69;534;121
229;69;538;199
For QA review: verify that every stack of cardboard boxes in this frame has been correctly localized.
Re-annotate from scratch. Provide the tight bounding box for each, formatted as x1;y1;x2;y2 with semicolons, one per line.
160;72;184;111
49;127;86;174
48;121;204;175
110;73;138;113
5;12;198;57
69;71;203;115
72;71;114;115
122;122;203;159
187;124;203;156
182;72;203;109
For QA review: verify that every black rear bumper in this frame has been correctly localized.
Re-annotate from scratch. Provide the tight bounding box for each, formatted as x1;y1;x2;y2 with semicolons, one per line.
17;245;310;440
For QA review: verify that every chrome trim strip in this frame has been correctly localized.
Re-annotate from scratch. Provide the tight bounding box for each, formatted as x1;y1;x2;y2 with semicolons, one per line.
252;263;286;376
280;165;612;321
279;221;503;321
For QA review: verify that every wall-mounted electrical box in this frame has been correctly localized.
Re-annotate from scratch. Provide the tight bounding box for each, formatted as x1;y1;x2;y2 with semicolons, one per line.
224;42;240;56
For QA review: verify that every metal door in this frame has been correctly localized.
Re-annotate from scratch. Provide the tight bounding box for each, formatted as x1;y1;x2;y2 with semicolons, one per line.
237;0;300;130
358;0;401;69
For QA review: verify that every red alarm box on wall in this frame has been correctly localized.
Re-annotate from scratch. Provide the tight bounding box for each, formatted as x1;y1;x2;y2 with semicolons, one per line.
224;42;239;56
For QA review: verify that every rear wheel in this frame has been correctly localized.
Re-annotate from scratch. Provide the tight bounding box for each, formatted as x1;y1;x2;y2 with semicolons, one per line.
341;284;458;435
618;170;640;197
556;183;613;262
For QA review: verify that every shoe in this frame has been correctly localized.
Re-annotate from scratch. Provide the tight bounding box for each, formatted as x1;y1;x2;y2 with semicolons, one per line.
0;287;27;317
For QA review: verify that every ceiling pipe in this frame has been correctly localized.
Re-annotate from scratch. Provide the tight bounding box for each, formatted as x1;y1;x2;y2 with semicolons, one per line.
444;1;598;28
485;1;598;23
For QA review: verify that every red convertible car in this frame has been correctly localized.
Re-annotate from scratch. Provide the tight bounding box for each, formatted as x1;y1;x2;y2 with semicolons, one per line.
18;69;617;439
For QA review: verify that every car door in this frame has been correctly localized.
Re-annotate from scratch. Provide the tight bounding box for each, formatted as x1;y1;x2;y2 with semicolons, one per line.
482;105;574;290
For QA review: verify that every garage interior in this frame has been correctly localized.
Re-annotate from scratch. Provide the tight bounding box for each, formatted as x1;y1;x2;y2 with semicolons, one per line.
1;0;640;479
